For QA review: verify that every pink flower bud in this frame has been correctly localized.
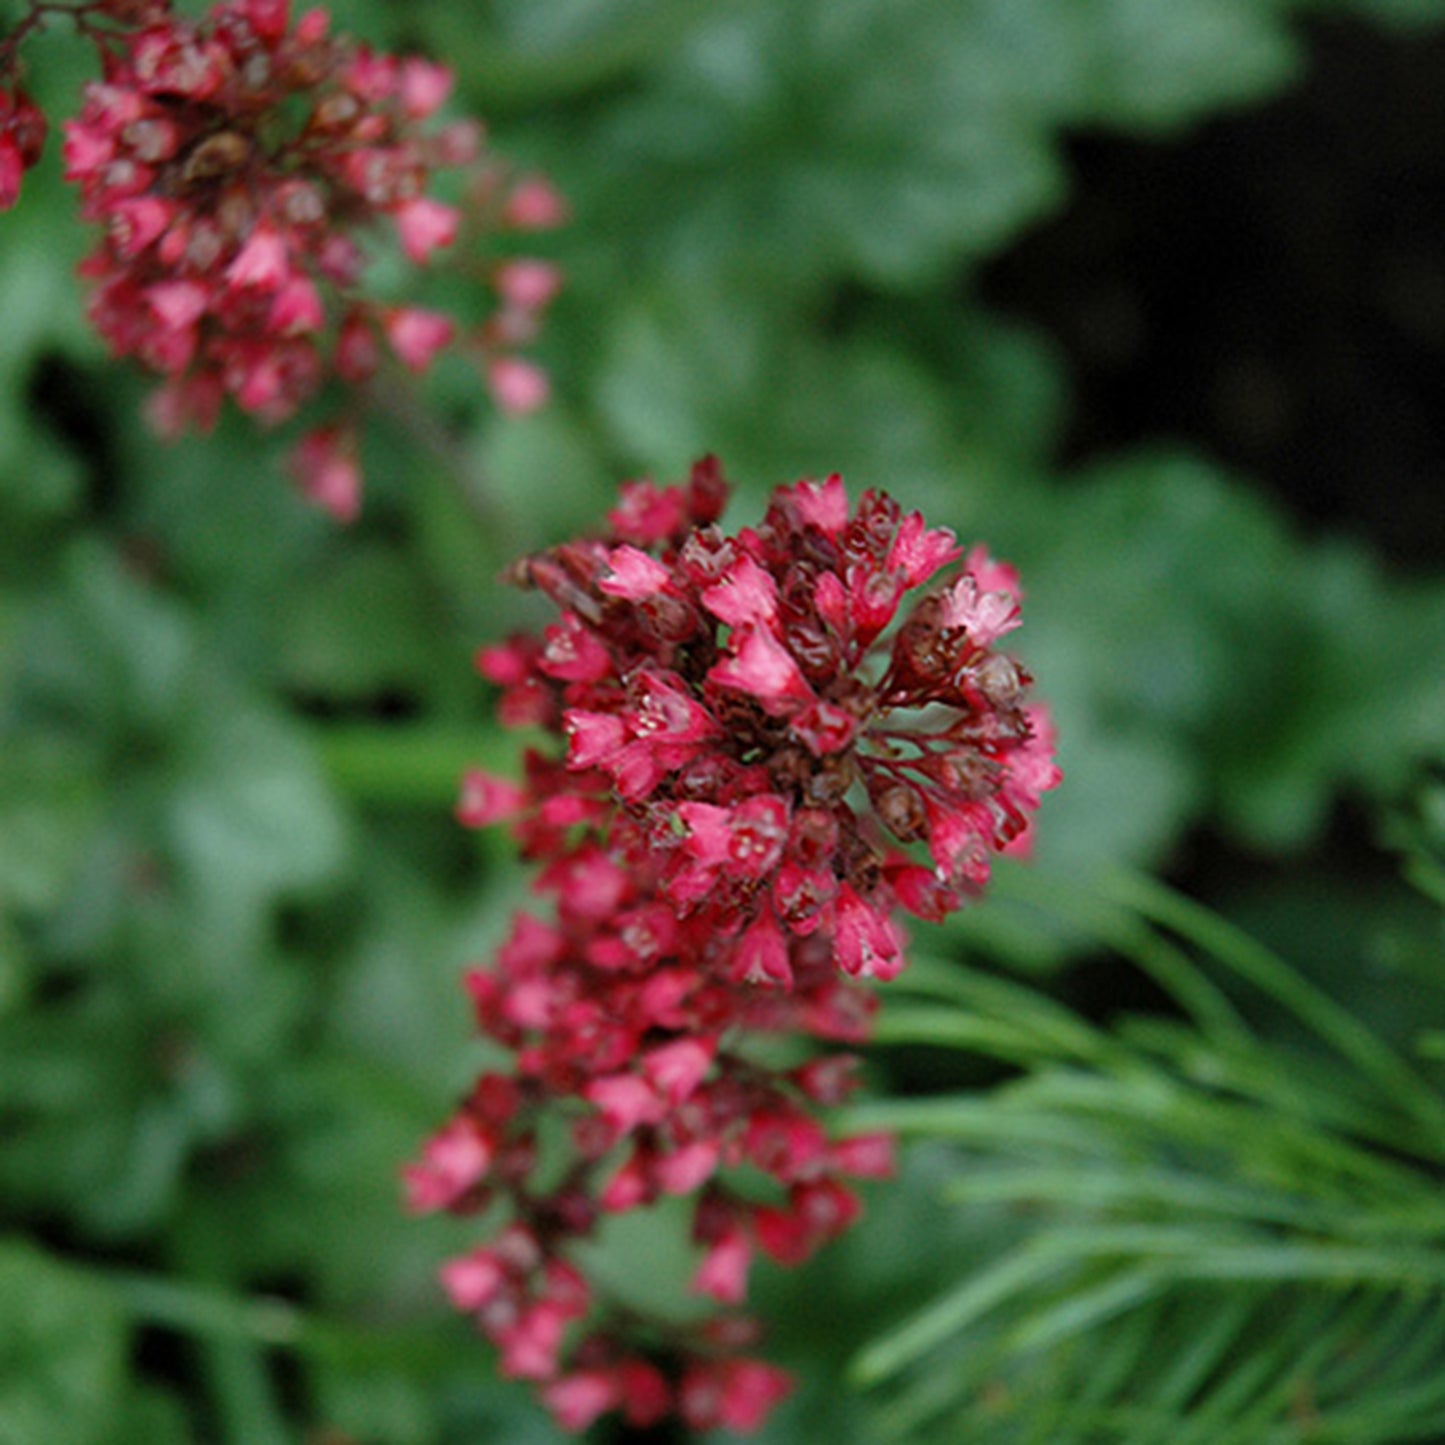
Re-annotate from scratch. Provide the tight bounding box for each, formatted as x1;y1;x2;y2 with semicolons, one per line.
393;195;459;263
708;627;814;711
382;306;455;371
503;174;568;230
680;1358;793;1433
438;1248;505;1311
494;259;563;312
145;278;208;331
402;1117;492;1213
0;136;23;210
289;425;361;522
486;355;550;415
692;1228;752;1305
334;311;380;381
109;196;173;256
226;222;290;291
399;58;453;118
269;274;324;334
457;769;528;828
542;1371;618;1433
598;544;672;600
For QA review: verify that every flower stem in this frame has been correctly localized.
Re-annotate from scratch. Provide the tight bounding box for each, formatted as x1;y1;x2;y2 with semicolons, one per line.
317;723;520;806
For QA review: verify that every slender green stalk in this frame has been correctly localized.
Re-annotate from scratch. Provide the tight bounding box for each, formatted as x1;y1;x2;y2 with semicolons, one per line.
317;724;520;807
851;1245;1069;1385
162;1241;295;1445
869;1002;1086;1067
890;953;1126;1068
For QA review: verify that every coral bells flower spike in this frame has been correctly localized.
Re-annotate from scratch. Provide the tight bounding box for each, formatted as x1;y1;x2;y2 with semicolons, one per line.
483;459;1059;937
49;0;563;519
407;460;1058;1434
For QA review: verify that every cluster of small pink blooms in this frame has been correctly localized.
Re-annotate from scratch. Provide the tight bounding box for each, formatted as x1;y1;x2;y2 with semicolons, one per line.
481;457;1060;959
40;0;563;519
0;83;46;209
406;459;1059;1433
406;864;886;1432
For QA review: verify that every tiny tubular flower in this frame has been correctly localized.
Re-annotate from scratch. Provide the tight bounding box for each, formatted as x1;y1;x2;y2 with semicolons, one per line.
486;355;550;415
382;306;456;372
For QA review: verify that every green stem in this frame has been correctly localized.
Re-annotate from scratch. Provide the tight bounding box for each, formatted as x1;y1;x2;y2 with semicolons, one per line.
870;1003;1072;1066
164;1239;294;1445
366;375;509;546
317;724;521;806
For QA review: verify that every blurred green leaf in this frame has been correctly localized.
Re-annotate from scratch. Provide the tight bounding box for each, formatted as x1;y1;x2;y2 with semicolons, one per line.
583;0;1068;294
0;736;99;914
0;1241;127;1445
563;0;1306;301
426;0;725;109
595;277;1059;529
104;1387;192;1445
1066;0;1301;132
167;692;351;924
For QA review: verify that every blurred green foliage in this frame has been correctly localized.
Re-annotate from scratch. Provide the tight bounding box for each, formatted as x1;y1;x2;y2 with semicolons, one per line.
2;0;1443;1440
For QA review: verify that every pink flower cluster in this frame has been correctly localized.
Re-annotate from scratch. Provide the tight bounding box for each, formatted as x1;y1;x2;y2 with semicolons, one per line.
0;83;45;209
52;0;562;519
406;460;1060;1433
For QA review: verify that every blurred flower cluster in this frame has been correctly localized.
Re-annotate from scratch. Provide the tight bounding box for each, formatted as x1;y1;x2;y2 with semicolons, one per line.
406;459;1059;1432
2;0;563;518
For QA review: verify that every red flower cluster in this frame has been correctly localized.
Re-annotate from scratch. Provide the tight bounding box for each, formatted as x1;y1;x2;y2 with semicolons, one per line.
407;460;1060;1433
0;84;45;209
49;0;562;519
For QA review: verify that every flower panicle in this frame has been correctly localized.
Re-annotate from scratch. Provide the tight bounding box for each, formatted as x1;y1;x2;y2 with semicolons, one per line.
409;460;1059;1433
478;456;1059;951
4;0;564;517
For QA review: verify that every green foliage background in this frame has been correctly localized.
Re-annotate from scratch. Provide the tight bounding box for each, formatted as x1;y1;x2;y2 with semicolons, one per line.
1;0;1444;1441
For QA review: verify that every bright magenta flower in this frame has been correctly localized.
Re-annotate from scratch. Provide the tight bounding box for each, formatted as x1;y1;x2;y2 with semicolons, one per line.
408;461;1058;1432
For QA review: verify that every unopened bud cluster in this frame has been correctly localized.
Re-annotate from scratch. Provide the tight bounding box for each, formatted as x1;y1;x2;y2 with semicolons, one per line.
2;0;564;518
406;459;1060;1432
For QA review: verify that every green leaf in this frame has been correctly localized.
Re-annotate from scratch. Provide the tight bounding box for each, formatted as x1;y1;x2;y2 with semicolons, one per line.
1067;0;1301;133
166;691;351;934
0;1241;127;1445
587;0;1068;293
103;1386;192;1445
0;736;100;914
595;278;1056;530
570;0;1310;299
